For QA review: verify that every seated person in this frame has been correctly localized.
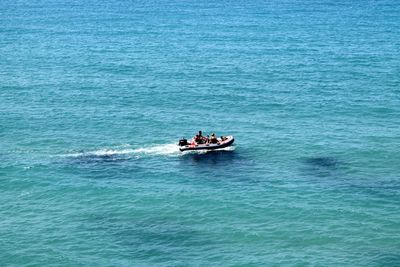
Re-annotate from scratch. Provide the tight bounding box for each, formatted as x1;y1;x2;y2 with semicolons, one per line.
220;136;227;141
210;133;218;144
194;134;204;144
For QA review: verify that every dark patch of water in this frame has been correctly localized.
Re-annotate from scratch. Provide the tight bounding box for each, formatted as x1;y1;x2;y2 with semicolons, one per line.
370;251;400;267
299;156;343;178
303;156;339;169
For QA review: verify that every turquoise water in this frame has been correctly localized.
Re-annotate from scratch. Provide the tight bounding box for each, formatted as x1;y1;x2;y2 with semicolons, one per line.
1;0;400;265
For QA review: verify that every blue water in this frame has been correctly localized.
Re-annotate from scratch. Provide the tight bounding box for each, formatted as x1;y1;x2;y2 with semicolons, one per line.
1;0;400;265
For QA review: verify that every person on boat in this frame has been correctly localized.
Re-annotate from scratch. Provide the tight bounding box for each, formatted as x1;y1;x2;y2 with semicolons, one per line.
210;133;218;144
220;136;227;141
205;135;210;144
194;130;205;144
194;134;204;144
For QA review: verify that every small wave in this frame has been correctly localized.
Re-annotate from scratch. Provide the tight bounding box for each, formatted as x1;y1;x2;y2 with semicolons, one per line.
216;146;235;152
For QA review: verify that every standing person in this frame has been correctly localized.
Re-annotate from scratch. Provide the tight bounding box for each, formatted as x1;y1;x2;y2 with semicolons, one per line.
194;131;204;144
196;130;204;144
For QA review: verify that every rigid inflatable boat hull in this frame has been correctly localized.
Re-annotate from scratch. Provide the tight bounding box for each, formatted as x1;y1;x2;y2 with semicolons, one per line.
179;136;234;152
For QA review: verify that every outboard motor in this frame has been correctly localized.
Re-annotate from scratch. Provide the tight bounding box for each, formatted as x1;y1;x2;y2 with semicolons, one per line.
178;138;188;146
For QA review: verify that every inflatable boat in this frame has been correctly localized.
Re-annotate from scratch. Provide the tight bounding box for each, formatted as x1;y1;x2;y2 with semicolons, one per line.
178;136;234;152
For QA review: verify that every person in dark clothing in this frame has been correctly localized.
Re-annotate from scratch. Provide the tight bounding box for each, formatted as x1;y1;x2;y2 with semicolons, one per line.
195;130;205;144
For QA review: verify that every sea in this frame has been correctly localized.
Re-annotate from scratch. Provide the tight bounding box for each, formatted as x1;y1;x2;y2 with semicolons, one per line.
1;0;399;266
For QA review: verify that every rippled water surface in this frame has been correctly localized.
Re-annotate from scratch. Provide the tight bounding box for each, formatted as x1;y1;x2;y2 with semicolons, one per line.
1;0;400;265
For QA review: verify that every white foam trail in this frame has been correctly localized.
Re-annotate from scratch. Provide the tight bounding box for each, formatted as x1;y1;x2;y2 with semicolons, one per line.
65;143;180;158
65;148;135;158
89;148;136;156
65;142;234;158
132;143;180;155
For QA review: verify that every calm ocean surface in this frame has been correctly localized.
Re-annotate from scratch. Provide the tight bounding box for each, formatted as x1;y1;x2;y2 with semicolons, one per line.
1;0;400;265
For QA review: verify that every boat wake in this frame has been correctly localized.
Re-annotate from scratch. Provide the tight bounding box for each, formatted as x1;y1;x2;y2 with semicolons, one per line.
64;143;182;160
131;143;181;155
64;142;235;161
66;148;136;158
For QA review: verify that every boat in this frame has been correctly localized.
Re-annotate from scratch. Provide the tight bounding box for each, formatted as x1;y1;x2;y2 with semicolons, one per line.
178;135;235;152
